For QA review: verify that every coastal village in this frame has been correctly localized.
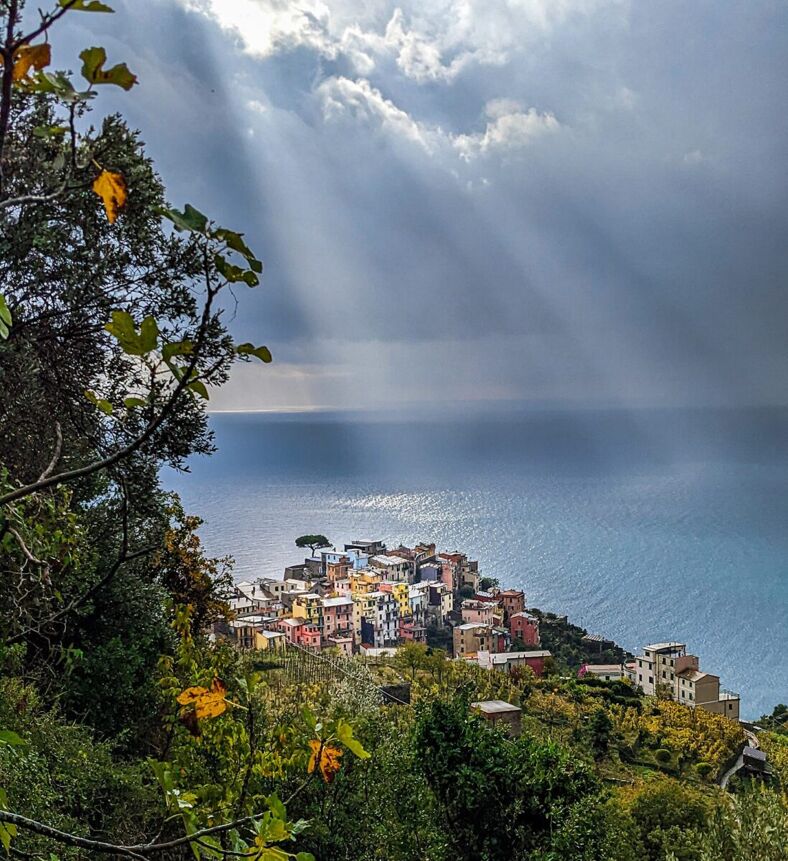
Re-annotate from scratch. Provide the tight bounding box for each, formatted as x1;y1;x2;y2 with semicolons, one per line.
223;536;742;722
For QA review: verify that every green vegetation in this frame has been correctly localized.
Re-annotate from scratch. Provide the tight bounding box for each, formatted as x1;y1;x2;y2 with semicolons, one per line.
529;608;630;668
0;4;785;861
295;535;331;554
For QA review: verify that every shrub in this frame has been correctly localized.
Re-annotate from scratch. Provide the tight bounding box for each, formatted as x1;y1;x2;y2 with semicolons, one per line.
696;761;713;778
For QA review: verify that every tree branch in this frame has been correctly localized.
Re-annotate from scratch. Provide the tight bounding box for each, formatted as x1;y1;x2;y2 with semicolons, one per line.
38;421;62;481
0;280;220;507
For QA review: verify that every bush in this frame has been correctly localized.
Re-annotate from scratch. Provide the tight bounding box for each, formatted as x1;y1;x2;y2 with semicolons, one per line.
696;761;713;778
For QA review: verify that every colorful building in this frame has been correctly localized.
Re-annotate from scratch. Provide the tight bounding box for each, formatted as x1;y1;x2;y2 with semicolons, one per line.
509;611;540;647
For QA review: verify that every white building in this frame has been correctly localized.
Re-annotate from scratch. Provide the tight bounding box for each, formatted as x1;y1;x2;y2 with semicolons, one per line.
634;642;740;720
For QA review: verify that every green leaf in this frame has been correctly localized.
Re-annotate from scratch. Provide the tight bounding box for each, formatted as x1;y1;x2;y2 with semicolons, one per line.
335;720;370;759
84;390;112;415
0;294;10;339
213;228;263;274
159;204;208;234
61;0;114;10
33;125;68;138
139;316;159;353
265;794;286;822
0;731;25;747
236;343;272;363
213;254;247;284
0;789;16;853
22;71;91;103
187;380;209;400
79;47;137;90
296;854;316;861
123;397;147;409
162;340;193;361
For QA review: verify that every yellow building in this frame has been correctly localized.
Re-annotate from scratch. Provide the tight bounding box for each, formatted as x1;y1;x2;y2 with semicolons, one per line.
349;571;382;596
292;593;323;627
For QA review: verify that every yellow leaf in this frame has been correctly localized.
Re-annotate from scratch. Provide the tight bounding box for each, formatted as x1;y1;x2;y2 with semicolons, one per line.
307;739;343;783
176;678;228;720
92;169;127;223
8;43;51;81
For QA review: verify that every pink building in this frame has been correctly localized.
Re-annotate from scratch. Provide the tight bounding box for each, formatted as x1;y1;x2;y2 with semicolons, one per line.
499;589;525;618
461;599;502;627
509;611;540;647
400;617;427;642
321;596;354;640
276;617;321;650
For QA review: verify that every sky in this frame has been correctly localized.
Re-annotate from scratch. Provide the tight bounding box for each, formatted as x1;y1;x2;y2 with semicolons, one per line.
56;0;788;413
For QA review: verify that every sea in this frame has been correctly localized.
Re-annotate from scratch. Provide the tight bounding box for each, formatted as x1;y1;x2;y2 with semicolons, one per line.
165;406;788;719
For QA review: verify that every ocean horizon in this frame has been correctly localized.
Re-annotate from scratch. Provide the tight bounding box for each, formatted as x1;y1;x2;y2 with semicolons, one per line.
166;405;788;719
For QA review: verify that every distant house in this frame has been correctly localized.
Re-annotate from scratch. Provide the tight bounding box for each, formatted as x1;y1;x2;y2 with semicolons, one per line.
509;611;540;647
471;700;522;737
461;599;502;627
321;596;354;641
477;649;551;677
230;615;283;651
499;589;525;618
453;624;510;658
634;641;740;719
345;539;387;556
579;663;625;682
370;554;413;583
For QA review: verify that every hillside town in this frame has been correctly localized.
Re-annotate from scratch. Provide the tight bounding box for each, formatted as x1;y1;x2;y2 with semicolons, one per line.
223;536;742;720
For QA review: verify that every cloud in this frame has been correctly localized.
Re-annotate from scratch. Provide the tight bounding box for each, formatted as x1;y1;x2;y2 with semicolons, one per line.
173;0;627;83
316;76;431;149
316;80;560;161
452;101;560;161
63;0;788;412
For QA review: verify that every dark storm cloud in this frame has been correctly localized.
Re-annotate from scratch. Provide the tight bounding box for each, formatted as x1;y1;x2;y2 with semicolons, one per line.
55;0;788;410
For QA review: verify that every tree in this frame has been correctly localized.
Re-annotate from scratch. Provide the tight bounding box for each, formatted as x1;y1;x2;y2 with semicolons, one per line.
295;535;331;555
414;698;599;860
478;576;499;592
588;707;614;759
394;642;427;680
0;0;271;697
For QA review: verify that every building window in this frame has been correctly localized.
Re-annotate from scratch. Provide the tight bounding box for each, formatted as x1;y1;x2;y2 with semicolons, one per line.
649;677;653;684
662;671;666;678
638;674;642;682
689;693;693;700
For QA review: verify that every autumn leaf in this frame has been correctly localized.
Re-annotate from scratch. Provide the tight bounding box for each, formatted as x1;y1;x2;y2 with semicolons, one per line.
307;740;343;783
93;170;127;223
3;43;51;81
176;678;228;720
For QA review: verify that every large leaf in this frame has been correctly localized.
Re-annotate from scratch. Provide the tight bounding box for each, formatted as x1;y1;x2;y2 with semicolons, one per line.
0;789;17;853
0;294;11;340
93;170;127;223
61;0;114;10
176;678;228;719
213;228;263;273
335;720;371;760
159;204;208;234
138;316;159;353
307;740;343;783
8;43;50;82
0;731;25;747
236;342;272;363
79;47;137;90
